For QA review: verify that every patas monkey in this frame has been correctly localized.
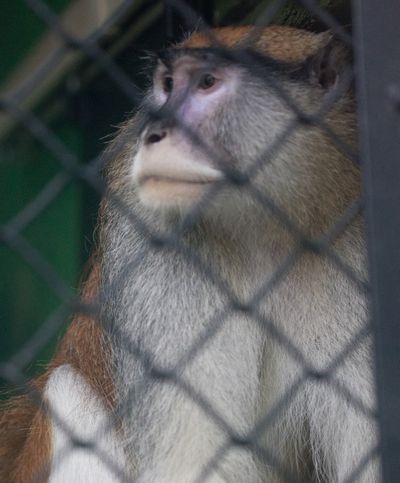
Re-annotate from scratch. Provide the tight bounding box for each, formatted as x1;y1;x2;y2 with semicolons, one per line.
1;25;377;483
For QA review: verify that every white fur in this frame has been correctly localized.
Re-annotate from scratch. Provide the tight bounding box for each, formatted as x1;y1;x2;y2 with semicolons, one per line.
45;365;126;483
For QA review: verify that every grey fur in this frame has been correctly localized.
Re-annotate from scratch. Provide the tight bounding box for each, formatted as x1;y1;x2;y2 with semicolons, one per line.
98;35;378;483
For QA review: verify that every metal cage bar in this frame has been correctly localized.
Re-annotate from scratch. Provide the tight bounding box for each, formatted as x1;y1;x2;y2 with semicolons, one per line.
354;0;400;481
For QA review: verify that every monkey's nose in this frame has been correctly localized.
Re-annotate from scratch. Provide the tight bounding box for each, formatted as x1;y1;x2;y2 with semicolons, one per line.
145;130;167;145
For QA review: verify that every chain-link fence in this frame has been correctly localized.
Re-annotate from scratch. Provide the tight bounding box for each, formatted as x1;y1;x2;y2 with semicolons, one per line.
1;0;399;482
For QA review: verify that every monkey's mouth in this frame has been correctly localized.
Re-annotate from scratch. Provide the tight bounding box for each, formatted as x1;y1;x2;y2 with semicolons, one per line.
139;174;215;186
131;135;224;208
137;174;218;206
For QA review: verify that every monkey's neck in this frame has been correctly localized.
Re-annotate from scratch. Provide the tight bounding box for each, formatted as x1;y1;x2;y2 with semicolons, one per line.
101;208;291;364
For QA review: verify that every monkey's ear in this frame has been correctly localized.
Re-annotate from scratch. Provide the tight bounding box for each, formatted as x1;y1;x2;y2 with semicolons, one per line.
307;32;352;89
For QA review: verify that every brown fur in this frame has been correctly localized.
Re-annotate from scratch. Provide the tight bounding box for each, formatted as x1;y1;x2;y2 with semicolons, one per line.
0;258;113;482
182;25;331;63
11;405;52;483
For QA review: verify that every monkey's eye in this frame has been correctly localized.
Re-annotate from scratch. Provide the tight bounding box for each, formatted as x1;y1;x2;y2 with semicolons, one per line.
198;73;216;90
162;75;173;94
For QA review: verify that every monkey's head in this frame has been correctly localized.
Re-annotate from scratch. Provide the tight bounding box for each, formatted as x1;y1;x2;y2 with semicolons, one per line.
120;26;358;230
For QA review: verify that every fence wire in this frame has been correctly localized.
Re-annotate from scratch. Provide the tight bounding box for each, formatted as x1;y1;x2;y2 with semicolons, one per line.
0;0;396;482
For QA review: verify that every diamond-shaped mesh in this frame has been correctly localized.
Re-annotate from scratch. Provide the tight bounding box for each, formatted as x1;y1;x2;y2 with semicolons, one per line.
0;1;398;482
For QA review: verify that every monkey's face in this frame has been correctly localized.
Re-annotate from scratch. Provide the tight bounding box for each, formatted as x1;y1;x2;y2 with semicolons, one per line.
130;48;292;213
129;39;356;222
133;52;233;212
131;49;241;212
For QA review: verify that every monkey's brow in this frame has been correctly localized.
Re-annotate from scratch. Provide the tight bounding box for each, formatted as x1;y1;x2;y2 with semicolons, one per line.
155;47;305;80
156;47;239;69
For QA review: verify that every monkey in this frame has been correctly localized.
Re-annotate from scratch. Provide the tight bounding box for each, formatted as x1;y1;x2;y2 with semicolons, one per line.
0;25;378;483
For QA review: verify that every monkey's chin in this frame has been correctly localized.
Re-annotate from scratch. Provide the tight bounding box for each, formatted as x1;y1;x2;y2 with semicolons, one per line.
137;177;213;211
